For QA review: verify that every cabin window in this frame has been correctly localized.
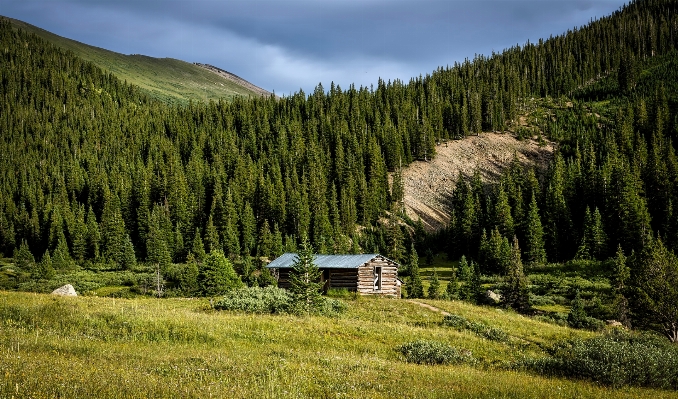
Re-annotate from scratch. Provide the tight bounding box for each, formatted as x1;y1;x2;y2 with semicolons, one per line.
373;266;382;291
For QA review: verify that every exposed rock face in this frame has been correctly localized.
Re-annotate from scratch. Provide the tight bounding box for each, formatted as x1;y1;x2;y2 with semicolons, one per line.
484;290;502;304
51;284;77;297
402;133;554;231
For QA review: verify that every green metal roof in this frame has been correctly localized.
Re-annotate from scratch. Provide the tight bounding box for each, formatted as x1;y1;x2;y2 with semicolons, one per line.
267;253;396;269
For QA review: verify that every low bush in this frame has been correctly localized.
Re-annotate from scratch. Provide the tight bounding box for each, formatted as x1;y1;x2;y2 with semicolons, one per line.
534;312;569;326
398;340;474;365
214;286;348;316
442;314;510;343
213;286;292;314
317;297;348;316
521;331;678;389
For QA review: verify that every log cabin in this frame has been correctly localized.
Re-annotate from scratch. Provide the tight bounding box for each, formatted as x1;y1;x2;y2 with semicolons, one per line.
267;253;401;297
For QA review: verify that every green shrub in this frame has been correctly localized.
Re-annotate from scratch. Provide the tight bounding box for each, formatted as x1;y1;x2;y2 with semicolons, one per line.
214;286;348;316
535;312;569;326
480;326;510;342
317;297;348;316
214;286;292;314
442;314;510;342
441;314;467;329
521;331;678;389
398;340;474;365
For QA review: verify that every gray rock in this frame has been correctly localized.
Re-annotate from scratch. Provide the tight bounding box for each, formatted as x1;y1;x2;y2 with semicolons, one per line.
51;284;77;297
484;290;502;304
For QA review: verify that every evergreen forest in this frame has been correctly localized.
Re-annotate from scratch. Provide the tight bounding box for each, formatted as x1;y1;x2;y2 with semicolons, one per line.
2;0;678;341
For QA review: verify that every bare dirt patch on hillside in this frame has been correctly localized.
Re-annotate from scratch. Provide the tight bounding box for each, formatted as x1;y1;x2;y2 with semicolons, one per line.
403;133;554;231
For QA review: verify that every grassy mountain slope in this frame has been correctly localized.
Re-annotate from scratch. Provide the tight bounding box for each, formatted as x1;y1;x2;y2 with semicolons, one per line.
6;17;268;104
1;290;673;398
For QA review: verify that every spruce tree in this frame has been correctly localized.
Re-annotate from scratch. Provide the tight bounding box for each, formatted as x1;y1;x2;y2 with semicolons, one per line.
612;245;631;327
503;236;530;311
52;238;73;271
71;205;87;262
191;228;206;262
524;194;546;265
445;264;459;300
458;255;476;302
199;250;243;297
406;243;424;299
289;236;324;314
85;206;100;261
568;291;588;328
427;269;441;299
120;234;137;270
36;250;55;280
14;240;36;272
101;196;126;264
180;253;200;295
629;236;678;342
204;214;221;254
147;214;172;273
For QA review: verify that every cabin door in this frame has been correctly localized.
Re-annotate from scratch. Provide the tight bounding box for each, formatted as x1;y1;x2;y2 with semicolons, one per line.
373;266;382;291
322;269;330;293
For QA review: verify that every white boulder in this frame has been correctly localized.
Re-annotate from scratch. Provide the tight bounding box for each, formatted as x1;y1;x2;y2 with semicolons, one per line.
51;284;77;297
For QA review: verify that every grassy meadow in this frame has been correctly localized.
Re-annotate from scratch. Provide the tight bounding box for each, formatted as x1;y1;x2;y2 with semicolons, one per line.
7;17;262;104
1;290;674;398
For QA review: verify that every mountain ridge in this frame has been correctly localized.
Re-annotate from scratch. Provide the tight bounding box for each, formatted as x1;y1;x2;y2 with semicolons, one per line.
4;16;269;104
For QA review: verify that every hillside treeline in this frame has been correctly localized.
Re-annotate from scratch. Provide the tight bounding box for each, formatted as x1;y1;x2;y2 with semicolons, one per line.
1;0;678;272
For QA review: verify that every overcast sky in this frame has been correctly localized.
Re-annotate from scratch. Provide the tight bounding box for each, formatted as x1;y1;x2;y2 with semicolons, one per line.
1;0;627;96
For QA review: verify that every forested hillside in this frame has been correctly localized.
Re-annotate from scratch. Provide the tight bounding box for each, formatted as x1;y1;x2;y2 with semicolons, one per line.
1;0;678;311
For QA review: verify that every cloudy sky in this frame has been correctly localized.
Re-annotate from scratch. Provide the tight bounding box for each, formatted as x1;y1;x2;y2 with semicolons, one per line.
2;0;627;95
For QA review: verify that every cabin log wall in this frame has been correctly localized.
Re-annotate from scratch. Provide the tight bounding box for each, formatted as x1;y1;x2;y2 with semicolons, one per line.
272;255;400;297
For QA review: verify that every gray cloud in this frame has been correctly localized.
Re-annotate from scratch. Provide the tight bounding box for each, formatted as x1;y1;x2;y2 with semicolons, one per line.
1;0;627;95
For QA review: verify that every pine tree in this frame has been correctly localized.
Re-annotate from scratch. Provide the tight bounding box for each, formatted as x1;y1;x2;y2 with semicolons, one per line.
427;269;441;299
629;236;678;342
14;240;36;272
222;191;240;258
493;184;514;239
241;202;256;257
147;212;172;273
387;215;406;264
503;236;530;311
289;236;324;314
406;243;424;299
85;206;100;261
179;253;200;295
190;228;206;262
71;205;87;262
204;214;221;254
568;291;588;328
576;207;607;260
257;219;274;260
612;245;631;327
120;234;137;270
524;194;546;265
199;250;243;297
52;238;73;271
458;255;477;302
101;196;126;264
36;250;55;280
445;264;459;300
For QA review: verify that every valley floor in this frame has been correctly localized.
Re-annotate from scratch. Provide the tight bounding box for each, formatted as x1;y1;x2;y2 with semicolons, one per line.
0;291;673;398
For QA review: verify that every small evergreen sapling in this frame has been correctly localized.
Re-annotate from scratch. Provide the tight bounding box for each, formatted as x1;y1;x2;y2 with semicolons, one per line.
289;237;324;314
406;243;424;299
428;269;441;299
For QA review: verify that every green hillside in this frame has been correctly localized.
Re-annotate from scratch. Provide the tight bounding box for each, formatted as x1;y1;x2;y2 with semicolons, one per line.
6;17;266;104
